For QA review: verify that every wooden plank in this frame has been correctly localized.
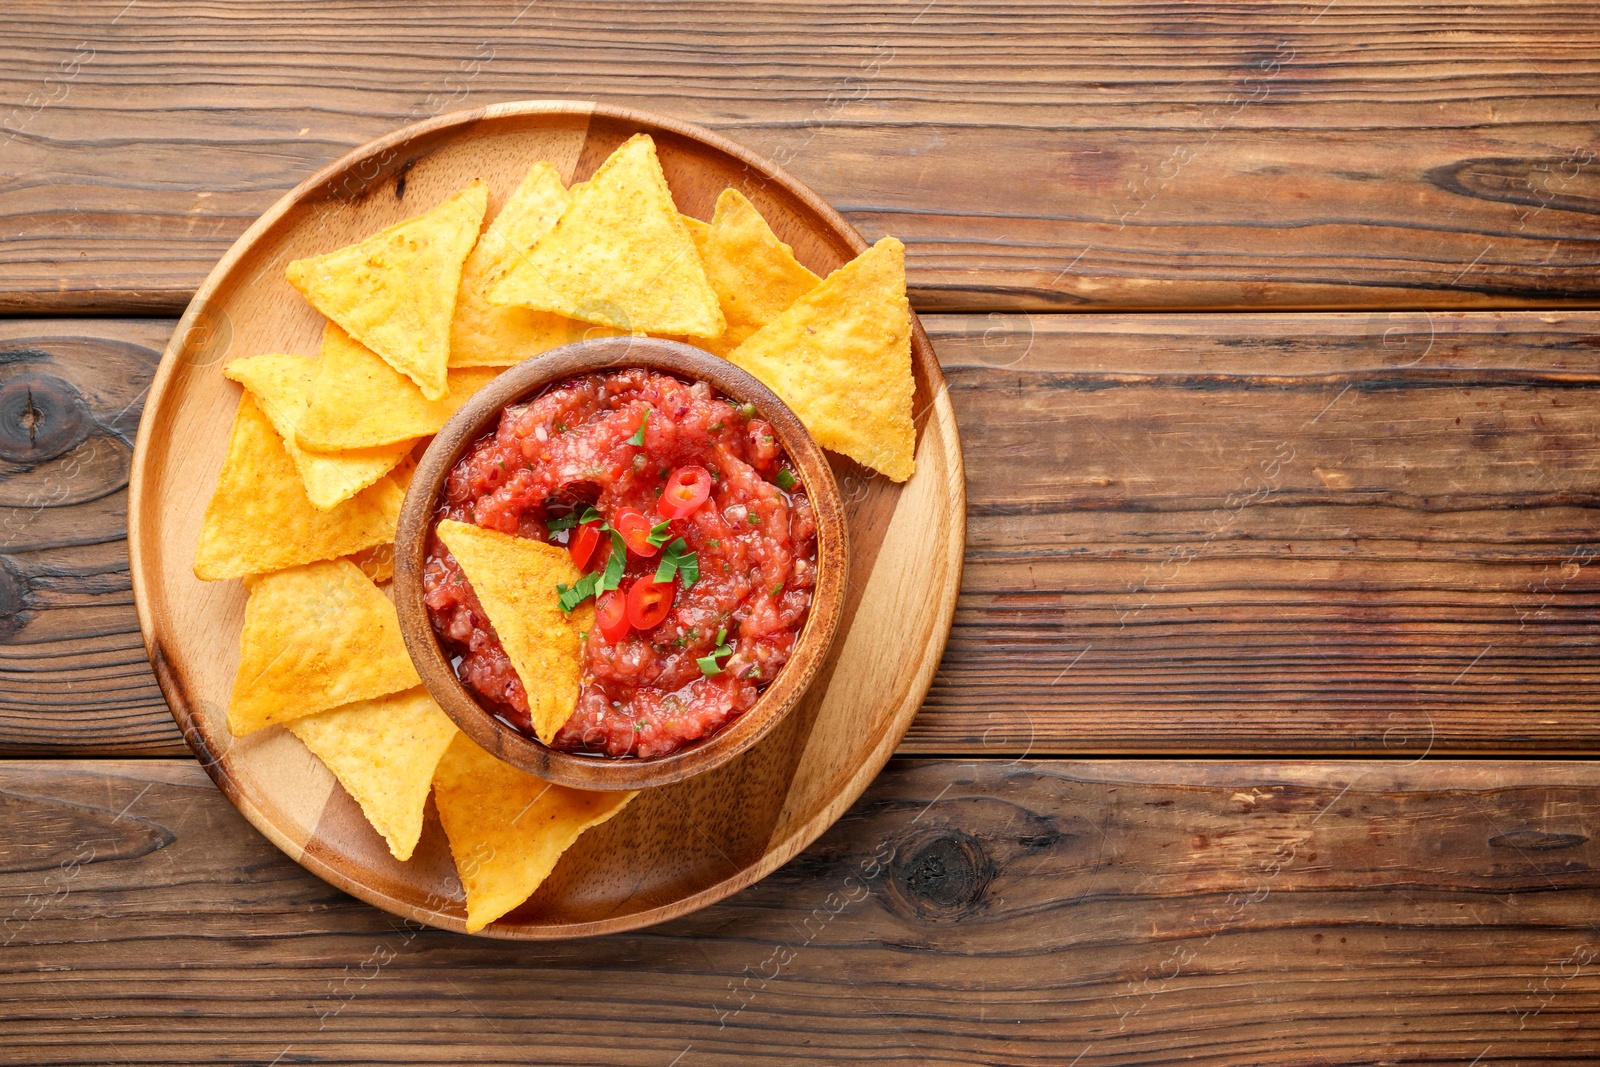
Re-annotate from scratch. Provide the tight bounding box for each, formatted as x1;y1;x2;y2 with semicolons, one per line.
2;757;1598;1064
916;309;1600;755
3;1;1599;314
4;313;1600;756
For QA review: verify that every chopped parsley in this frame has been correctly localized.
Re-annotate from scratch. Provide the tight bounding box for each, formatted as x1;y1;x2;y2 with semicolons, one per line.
775;469;796;490
555;572;600;613
628;408;650;446
598;528;626;592
697;628;733;676
546;504;601;533
654;538;699;587
645;520;672;548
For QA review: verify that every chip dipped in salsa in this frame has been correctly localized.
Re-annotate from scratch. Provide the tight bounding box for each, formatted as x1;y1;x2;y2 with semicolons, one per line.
423;367;818;758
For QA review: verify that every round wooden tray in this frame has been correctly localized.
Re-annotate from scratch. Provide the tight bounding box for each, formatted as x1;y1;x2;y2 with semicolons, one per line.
127;101;965;939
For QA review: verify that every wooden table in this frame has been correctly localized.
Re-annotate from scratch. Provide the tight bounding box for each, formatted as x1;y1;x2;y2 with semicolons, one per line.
4;3;1598;1062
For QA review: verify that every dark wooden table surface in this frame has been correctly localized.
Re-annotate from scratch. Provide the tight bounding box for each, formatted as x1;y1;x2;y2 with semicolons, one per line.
4;3;1599;1063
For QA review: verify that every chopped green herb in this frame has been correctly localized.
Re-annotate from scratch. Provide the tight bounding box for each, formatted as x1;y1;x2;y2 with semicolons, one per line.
705;538;721;549
697;629;734;676
709;421;724;432
775;469;796;490
598;528;626;592
770;583;784;598
628;408;650;446
748;512;761;525
555;572;600;613
634;721;645;732
554;422;567;434
546;515;577;532
645;520;672;548
654;538;699;587
739;402;757;419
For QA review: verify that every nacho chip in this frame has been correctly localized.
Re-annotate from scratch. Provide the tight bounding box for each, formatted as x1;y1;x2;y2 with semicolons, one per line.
726;236;915;482
347;542;395;584
288;687;458;861
432;732;636;932
287;181;488;400
227;559;421;736
433;519;591;744
698;188;820;355
485;134;724;338
223;353;415;510
450;162;622;367
298;322;499;451
193;395;404;580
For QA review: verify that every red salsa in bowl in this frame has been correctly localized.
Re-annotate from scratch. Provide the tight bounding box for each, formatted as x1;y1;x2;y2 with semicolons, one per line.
423;367;818;759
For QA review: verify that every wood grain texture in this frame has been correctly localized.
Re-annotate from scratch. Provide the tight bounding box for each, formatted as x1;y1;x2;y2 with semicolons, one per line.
3;757;1599;1064
913;309;1600;756
7;312;1600;757
4;1;1600;313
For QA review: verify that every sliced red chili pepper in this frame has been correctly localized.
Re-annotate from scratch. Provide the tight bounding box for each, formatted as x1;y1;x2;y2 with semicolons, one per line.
658;465;712;520
614;506;660;556
625;578;674;630
594;589;630;642
568;520;602;570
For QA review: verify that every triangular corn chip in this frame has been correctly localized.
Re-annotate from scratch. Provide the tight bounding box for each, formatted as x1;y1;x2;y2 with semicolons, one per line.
288;687;458;861
485;134;725;338
450;162;622;367
193;395;403;580
726;237;915;482
287;181;488;400
346;542;395;584
433;520;591;744
432;733;635;932
698;188;820;355
223;353;414;510
227;559;421;736
298;322;499;451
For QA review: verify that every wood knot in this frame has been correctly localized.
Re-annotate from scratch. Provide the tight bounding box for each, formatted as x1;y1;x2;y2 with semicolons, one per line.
0;373;91;464
886;828;994;922
1489;829;1589;851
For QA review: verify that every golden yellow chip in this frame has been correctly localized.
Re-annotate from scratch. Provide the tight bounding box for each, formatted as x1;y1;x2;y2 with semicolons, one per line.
485;134;725;338
227;559;421;736
223;353;415;510
432;732;635;932
699;188;820;355
193;395;404;581
726;236;915;482
287;181;488;400
450;162;621;367
433;520;591;744
347;542;395;584
680;212;711;252
297;322;499;451
288;687;458;861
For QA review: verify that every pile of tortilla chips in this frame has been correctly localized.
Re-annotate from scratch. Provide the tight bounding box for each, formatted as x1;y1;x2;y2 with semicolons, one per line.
192;130;915;932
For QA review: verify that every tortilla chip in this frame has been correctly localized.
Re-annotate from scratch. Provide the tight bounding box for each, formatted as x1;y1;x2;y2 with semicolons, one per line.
287;181;488;400
726;236;915;482
347;542;395;584
288;687;458;861
449;163;625;367
433;519;590;743
485;134;724;338
193;395;404;580
432;733;636;932
227;559;421;736
223;353;415;510
680;213;711;251
298;321;500;451
698;188;820;355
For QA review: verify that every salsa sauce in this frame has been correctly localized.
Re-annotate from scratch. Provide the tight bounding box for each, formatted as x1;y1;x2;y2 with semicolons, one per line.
423;368;817;758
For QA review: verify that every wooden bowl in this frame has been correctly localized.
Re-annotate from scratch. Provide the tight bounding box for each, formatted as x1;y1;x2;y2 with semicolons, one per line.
393;336;849;792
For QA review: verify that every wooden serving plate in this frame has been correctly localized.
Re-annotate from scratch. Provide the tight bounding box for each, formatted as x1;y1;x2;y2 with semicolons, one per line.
128;101;965;939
